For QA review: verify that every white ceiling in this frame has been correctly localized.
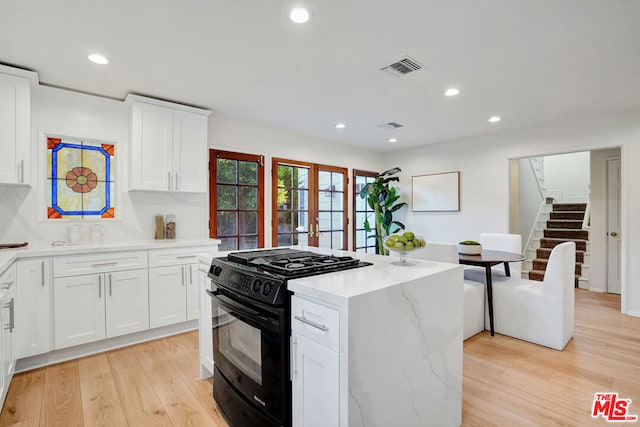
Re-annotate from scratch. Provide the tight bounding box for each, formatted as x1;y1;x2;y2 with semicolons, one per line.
1;0;640;152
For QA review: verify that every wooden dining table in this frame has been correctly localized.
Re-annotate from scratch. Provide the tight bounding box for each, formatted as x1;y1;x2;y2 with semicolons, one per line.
459;250;527;336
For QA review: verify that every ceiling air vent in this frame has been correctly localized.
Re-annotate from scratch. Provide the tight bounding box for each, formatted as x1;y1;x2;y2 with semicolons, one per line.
377;122;403;129
380;56;424;77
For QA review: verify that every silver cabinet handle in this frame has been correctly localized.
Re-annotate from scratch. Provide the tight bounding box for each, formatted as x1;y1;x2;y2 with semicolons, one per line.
98;275;102;298
176;255;195;259
109;273;113;296
91;262;118;267
1;281;13;290
175;173;179;191
189;265;193;284
41;260;45;287
9;298;14;332
20;160;24;183
291;337;297;380
168;172;172;191
294;315;329;332
181;266;185;286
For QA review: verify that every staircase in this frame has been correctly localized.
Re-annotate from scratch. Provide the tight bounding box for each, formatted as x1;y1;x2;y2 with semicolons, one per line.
528;203;589;286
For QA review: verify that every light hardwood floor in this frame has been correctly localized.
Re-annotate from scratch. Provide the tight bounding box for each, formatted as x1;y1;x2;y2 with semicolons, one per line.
1;289;638;426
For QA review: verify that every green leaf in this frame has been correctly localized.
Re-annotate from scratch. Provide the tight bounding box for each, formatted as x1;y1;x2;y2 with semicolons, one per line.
389;202;407;212
382;177;400;184
363;219;371;232
383;210;393;227
391;220;406;230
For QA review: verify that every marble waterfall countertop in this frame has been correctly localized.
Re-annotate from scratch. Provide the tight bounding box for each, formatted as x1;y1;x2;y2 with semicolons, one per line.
0;238;221;273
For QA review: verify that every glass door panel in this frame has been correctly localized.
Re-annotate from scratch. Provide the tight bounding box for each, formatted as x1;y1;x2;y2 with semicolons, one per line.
353;170;378;253
210;150;264;250
275;162;310;246
315;169;347;250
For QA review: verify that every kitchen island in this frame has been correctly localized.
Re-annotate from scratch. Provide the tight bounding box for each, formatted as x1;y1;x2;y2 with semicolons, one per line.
288;249;463;427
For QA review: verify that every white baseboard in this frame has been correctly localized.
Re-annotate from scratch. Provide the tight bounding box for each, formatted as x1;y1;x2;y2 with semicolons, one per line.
625;310;640;317
16;320;198;373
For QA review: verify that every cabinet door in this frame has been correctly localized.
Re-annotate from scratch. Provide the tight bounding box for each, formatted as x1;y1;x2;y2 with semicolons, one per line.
1;291;15;392
173;110;208;193
185;264;200;320
198;265;214;377
105;269;149;338
54;274;106;349
291;333;339;427
0;73;30;185
149;265;187;328
129;102;174;191
16;259;51;358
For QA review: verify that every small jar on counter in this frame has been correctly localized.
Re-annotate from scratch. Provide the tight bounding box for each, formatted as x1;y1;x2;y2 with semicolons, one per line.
154;215;165;239
165;214;176;239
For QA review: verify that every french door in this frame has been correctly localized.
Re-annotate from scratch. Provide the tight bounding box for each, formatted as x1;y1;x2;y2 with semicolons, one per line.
210;150;265;251
272;158;347;249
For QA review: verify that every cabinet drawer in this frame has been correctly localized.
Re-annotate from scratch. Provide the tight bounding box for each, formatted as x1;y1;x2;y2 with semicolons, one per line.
148;246;216;268
291;296;339;352
53;251;148;277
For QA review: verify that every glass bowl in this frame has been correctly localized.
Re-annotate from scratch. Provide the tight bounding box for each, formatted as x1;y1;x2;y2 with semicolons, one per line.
384;235;425;266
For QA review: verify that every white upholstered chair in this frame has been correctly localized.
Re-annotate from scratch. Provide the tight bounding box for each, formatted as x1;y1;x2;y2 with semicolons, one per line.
488;241;575;350
464;232;523;283
409;242;485;340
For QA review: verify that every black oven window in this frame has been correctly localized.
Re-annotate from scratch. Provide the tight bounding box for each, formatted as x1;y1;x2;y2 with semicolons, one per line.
216;308;263;385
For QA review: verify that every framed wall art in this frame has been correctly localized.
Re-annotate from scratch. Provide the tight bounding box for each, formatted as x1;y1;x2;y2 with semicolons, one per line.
412;171;460;212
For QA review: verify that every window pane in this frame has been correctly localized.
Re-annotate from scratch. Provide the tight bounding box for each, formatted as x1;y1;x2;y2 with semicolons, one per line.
277;234;292;246
318;171;332;191
217;185;237;210
355;194;367;211
217;212;238;236
318;211;331;231
318;232;331;248
239;211;258;235
331;232;343;249
296;211;309;232
294;232;309;246
277;165;293;188
356;230;367;248
297;189;309;210
277;211;293;232
331;192;344;211
217;159;237;184
332;172;343;190
239;236;258;250
238;161;257;185
239;187;258;210
219;237;238;251
318;191;331;210
277;187;292;209
332;212;343;231
296;168;309;189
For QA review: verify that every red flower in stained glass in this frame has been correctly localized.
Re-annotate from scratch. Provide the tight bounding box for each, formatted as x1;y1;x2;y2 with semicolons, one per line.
66;167;98;193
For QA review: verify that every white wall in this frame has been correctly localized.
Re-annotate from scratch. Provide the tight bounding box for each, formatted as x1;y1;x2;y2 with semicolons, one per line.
518;158;544;250
0;85;208;245
382;109;640;316
543;151;590;203
207;114;382;249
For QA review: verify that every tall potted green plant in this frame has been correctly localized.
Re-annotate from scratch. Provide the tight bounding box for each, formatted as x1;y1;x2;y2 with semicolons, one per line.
359;167;407;255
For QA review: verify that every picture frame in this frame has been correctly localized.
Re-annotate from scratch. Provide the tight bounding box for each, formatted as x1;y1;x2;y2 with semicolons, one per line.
411;171;460;212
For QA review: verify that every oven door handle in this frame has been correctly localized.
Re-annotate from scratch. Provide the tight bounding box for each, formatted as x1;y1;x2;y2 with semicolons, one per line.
207;289;281;332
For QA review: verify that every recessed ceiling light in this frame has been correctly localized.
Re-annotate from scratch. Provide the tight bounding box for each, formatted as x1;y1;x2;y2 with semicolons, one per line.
335;123;346;129
290;7;310;23
88;53;109;65
488;116;501;123
444;88;460;97
389;138;398;143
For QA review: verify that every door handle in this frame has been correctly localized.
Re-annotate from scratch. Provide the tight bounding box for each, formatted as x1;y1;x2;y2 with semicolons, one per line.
309;223;315;237
610;232;618;237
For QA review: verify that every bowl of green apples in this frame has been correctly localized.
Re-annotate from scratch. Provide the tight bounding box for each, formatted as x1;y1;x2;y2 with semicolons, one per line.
384;232;426;266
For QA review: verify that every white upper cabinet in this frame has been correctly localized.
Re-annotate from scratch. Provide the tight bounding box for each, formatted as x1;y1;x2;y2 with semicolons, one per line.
0;67;34;186
127;95;210;193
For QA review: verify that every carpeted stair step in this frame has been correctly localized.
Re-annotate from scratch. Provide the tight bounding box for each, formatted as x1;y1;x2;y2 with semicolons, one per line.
533;259;582;275
536;248;584;263
540;238;587;251
546;220;583;229
528;269;581;286
544;228;589;240
552;203;587;212
550;211;584;220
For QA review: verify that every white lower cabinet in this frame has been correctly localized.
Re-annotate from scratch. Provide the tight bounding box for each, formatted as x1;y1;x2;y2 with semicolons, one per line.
291;333;339;427
291;295;340;427
198;262;214;377
54;269;148;350
0;265;17;407
16;259;51;358
149;265;187;328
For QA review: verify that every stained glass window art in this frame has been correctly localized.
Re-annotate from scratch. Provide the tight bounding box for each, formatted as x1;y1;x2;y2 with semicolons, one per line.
46;137;116;219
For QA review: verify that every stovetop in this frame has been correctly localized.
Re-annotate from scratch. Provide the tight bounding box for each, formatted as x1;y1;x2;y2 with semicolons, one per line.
208;248;372;306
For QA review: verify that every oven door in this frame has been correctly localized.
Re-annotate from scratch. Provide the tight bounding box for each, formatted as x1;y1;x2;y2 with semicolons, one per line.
207;287;288;423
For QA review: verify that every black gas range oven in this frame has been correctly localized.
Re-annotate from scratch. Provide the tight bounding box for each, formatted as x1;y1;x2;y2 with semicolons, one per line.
207;248;371;427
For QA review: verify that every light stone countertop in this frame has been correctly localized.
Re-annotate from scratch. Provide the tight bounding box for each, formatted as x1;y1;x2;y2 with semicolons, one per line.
0;238;221;273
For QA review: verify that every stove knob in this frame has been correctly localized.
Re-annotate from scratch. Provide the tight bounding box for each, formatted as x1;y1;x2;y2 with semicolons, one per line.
212;266;222;277
262;282;272;296
252;279;262;293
